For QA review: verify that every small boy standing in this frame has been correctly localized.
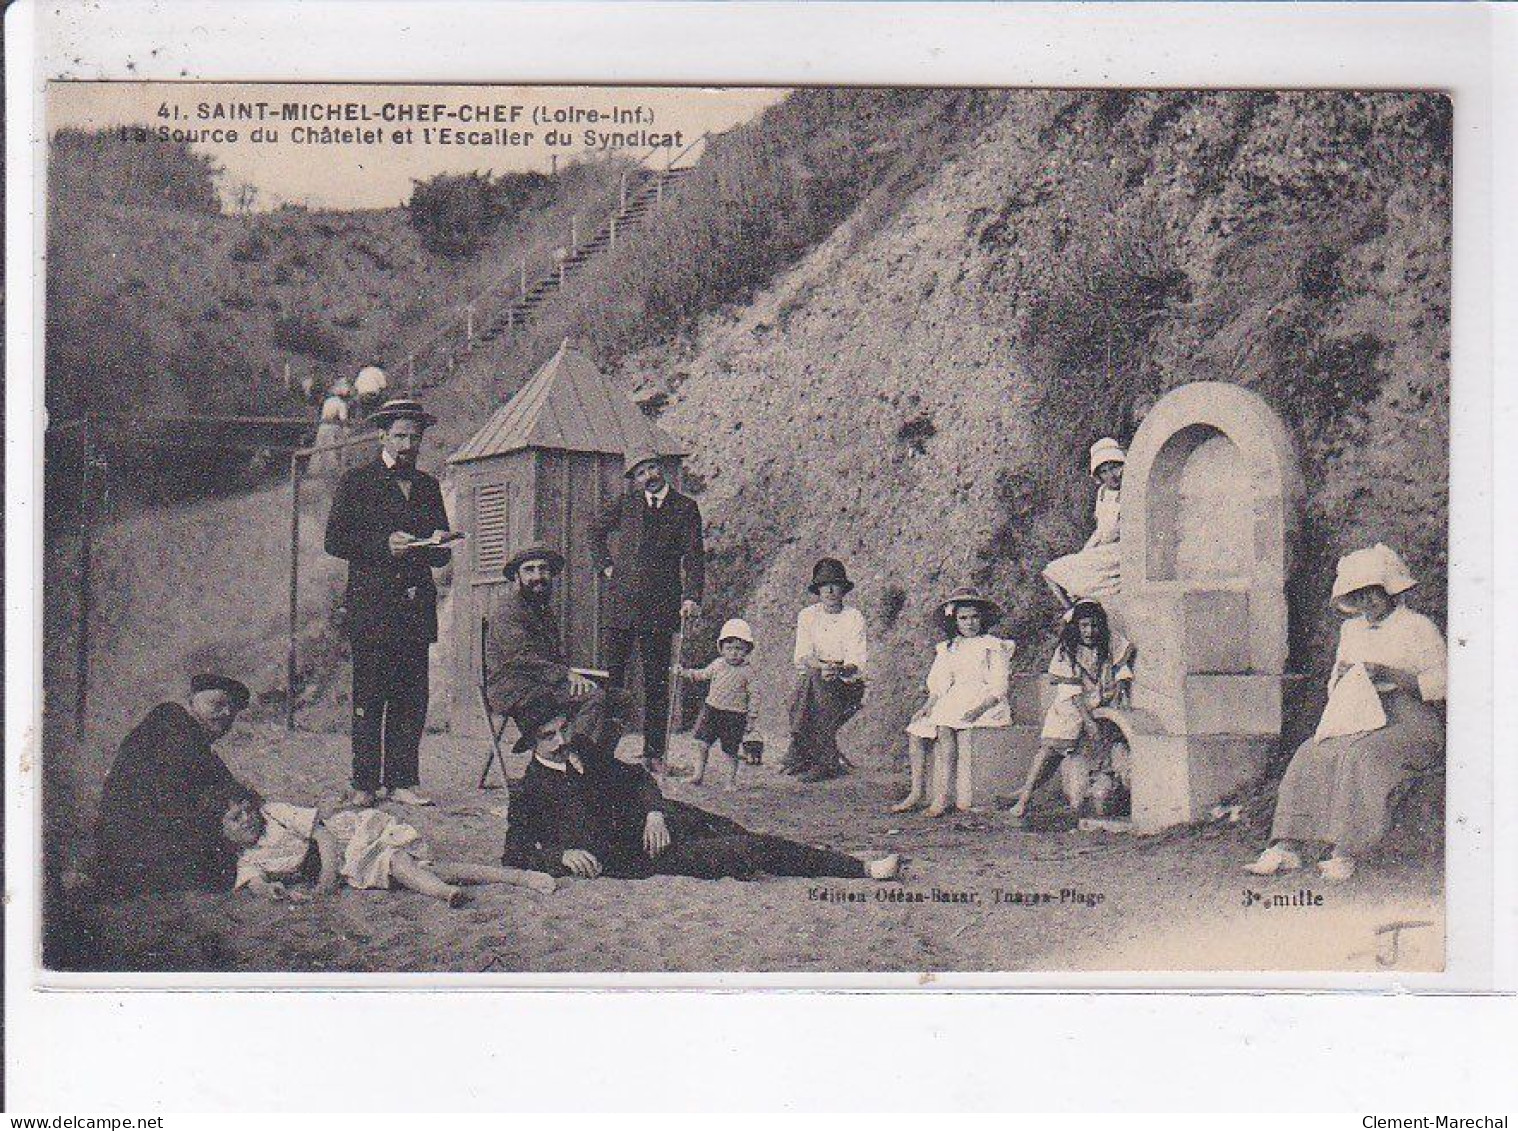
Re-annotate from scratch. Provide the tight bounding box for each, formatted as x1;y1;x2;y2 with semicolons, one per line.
680;618;758;790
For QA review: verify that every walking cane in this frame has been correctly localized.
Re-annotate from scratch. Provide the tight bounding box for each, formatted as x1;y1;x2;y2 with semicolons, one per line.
663;607;689;767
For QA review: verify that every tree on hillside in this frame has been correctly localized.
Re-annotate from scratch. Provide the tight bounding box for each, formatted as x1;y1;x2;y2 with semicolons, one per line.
50;128;222;214
406;169;550;257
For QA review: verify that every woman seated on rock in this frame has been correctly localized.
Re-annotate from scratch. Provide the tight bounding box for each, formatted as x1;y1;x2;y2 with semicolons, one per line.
784;558;868;783
891;586;1012;818
1042;437;1125;611
1246;544;1447;883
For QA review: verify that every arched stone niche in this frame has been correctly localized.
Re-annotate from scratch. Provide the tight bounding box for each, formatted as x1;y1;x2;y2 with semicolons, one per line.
1111;382;1304;830
1123;382;1304;677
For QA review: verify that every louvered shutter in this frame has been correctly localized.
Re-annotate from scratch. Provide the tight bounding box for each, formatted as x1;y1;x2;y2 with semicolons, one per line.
474;483;511;579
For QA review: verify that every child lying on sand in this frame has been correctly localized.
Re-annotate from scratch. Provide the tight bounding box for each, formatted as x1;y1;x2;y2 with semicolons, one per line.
221;796;555;908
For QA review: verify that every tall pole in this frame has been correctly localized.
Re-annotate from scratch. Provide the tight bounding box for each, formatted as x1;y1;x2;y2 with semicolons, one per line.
286;452;301;731
75;420;94;738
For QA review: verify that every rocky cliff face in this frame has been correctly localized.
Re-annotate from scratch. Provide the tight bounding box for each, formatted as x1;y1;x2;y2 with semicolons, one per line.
620;90;1451;763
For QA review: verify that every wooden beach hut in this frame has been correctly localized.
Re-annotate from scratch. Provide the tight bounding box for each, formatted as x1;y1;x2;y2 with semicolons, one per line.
446;340;687;736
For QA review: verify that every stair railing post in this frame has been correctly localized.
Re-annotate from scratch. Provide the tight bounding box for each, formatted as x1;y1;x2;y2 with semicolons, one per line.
407;353;416;391
656;176;663;205
520;260;527;299
570;215;579;252
619;171;628;209
466;304;474;344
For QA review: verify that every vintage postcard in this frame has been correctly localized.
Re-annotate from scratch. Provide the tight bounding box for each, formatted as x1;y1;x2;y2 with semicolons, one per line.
29;76;1473;982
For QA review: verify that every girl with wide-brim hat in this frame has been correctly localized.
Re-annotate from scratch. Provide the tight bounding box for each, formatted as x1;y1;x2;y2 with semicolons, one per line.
892;586;1013;817
1245;544;1446;884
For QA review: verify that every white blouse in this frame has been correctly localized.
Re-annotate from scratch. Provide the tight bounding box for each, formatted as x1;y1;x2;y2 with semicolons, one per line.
1084;485;1121;549
1331;604;1447;702
793;603;869;679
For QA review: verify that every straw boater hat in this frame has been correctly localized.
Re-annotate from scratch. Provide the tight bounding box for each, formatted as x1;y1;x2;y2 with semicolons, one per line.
935;585;1004;631
1331;543;1417;613
190;673;251;711
368;397;437;430
623;446;664;478
808;558;854;595
502;542;566;580
1089;437;1126;478
718;618;755;647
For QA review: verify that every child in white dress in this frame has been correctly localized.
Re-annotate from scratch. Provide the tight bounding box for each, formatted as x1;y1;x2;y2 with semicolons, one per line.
1012;600;1133;820
221;796;555;908
891;587;1013;818
1042;438;1125;610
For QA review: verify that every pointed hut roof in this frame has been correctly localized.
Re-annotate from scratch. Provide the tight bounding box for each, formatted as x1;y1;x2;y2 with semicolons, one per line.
450;340;687;465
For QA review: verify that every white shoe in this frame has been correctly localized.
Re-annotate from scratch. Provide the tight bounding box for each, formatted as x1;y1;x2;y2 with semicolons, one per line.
388;787;433;806
1243;844;1303;876
1317;854;1356;882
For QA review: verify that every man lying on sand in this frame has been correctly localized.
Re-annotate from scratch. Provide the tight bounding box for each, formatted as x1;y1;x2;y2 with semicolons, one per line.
501;694;901;882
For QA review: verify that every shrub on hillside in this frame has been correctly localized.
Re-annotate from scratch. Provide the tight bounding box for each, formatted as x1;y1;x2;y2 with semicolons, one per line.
274;311;346;364
406;169;550;257
50;128;222;214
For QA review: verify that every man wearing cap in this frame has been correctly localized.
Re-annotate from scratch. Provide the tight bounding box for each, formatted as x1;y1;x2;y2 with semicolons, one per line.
324;398;452;806
590;448;705;773
483;543;623;756
94;674;257;895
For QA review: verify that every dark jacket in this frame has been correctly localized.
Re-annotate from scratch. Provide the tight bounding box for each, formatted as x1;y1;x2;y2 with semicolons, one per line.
94;703;252;894
590;488;704;633
483;585;571;717
324;458;451;646
502;748;667;878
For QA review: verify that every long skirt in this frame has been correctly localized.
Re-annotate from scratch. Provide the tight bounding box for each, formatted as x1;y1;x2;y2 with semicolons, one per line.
785;670;865;772
1269;691;1444;856
1042;541;1121;603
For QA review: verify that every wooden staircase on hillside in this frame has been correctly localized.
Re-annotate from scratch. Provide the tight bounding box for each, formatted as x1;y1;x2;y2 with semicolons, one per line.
475;166;692;345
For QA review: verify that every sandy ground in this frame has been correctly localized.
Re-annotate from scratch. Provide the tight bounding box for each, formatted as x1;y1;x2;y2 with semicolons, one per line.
50;723;1444;976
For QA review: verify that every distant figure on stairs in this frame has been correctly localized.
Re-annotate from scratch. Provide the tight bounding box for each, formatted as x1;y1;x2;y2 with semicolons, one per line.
354;364;389;417
1043;437;1126;611
309;378;352;477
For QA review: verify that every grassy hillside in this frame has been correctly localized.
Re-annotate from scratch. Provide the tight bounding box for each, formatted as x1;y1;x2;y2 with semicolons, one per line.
43;91;1451;876
623;90;1450;763
46;132;627;426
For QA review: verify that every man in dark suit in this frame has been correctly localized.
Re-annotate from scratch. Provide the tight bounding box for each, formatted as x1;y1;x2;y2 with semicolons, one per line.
501;696;899;882
94;674;257;895
324;398;452;806
591;448;704;773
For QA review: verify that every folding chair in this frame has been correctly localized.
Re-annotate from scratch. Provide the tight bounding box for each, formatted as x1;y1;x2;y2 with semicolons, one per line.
477;617;513;789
